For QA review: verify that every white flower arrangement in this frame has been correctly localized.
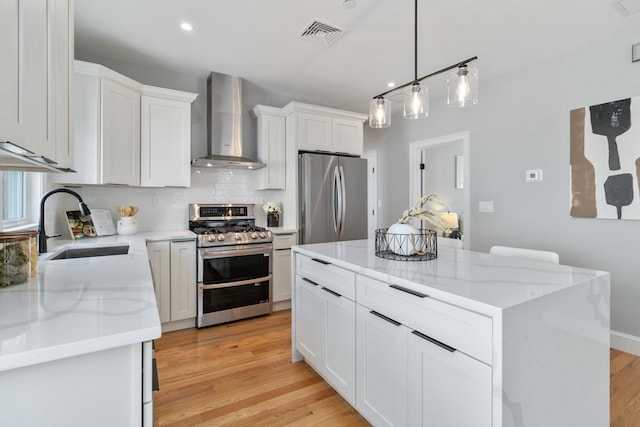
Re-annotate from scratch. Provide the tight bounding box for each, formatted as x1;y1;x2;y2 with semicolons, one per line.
262;201;282;215
396;194;449;230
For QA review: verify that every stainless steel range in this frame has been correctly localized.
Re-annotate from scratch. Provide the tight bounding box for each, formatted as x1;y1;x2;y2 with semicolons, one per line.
189;203;273;328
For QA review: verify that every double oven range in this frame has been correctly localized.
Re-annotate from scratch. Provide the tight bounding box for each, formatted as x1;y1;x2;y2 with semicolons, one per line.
189;204;273;328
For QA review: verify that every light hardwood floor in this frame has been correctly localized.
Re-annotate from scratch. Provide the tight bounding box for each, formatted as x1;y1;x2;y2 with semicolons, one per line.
155;310;640;427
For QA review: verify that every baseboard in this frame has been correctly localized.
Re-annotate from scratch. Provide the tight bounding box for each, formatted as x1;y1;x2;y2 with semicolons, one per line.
161;318;196;333
611;330;640;356
273;300;292;312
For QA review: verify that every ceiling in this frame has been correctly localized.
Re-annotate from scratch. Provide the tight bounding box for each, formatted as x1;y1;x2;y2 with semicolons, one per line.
75;0;640;114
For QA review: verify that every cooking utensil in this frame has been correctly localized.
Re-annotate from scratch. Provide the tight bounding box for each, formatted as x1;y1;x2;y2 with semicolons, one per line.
604;173;633;219
589;98;631;171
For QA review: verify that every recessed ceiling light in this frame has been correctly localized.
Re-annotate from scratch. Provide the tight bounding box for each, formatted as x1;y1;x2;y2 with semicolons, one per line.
387;82;396;88
181;22;193;32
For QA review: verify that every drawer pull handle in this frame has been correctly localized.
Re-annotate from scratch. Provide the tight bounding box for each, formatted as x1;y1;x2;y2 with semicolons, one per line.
321;287;341;298
389;284;428;299
311;258;330;265
370;310;401;327
411;330;456;353
302;277;319;286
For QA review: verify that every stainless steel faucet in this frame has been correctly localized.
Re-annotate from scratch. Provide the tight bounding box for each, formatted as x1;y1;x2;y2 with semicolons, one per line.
38;188;91;253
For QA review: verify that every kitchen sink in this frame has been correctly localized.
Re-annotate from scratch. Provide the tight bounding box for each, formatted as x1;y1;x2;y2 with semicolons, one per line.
49;245;130;260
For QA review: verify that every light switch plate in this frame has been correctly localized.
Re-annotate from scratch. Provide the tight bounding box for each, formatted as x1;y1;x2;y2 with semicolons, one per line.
479;201;494;212
633;43;640;62
526;169;543;182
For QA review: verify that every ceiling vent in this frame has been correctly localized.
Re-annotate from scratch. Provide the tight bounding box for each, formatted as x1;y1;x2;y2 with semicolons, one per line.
299;20;345;46
610;0;640;16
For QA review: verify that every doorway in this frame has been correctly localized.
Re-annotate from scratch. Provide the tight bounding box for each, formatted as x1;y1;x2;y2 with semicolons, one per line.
362;150;378;239
409;132;470;248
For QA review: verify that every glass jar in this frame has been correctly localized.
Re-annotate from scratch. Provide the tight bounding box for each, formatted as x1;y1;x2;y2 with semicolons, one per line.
0;232;31;287
10;231;38;277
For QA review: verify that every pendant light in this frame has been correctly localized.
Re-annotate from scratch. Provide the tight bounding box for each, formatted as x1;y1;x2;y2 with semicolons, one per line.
447;63;478;107
369;0;478;128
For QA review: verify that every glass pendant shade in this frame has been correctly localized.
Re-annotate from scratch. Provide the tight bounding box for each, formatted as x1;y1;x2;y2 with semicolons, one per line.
403;82;429;119
369;97;391;128
447;64;478;107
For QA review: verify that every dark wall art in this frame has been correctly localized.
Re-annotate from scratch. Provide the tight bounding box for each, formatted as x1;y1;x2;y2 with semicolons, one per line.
570;96;640;220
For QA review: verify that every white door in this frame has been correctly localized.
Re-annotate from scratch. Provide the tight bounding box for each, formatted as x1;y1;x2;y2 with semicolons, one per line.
170;240;196;321
101;78;140;185
407;330;492;427
295;276;323;365
356;304;408;427
322;288;356;405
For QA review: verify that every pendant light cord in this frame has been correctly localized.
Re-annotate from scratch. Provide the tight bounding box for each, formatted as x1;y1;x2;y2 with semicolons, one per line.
414;0;418;83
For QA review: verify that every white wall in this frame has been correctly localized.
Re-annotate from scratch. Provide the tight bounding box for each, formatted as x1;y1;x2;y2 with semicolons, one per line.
364;32;640;339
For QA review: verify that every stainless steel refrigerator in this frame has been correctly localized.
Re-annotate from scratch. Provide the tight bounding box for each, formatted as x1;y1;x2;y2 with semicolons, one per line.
298;152;368;244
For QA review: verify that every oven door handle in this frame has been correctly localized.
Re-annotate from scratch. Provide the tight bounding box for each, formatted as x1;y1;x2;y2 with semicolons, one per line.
199;274;273;290
199;246;272;259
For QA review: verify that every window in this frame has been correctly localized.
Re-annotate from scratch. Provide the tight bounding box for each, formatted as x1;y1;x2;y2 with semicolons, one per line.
2;171;42;230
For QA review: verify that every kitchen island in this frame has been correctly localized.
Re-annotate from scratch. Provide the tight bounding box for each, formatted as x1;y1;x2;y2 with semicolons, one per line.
0;231;194;427
292;239;610;427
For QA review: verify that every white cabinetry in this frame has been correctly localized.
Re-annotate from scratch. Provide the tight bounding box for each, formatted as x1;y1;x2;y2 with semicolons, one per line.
294;252;494;427
52;60;197;186
283;102;367;156
141;87;197;187
252;105;286;190
147;239;197;329
356;305;408;427
101;77;141;185
295;255;356;405
0;0;74;171
407;330;491;427
272;232;296;309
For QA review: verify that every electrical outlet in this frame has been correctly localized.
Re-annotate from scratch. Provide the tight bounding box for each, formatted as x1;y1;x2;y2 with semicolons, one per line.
526;169;543;182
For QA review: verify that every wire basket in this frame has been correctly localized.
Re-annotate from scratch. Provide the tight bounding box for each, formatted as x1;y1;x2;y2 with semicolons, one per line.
375;228;437;261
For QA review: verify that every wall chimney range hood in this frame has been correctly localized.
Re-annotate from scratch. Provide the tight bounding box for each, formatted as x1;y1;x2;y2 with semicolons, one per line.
191;72;265;170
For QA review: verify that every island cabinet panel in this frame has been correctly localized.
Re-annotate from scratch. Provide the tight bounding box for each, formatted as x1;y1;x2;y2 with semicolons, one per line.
355;304;408;427
296;254;355;300
407;330;492;427
295;261;356;405
357;274;492;365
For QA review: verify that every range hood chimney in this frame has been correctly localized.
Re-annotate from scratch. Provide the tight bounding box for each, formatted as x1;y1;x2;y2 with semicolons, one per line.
191;72;265;170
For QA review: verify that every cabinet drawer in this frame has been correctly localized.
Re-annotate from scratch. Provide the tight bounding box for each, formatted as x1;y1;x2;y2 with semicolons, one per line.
357;275;492;365
273;233;296;250
296;254;355;300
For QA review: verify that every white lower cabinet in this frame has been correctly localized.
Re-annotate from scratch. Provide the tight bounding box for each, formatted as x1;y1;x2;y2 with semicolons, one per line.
147;239;196;326
294;253;494;427
272;232;296;305
355;304;408;427
407;329;492;427
295;274;356;404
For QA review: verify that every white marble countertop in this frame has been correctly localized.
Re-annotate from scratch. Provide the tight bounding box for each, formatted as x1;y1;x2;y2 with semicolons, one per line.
0;230;194;372
292;239;609;315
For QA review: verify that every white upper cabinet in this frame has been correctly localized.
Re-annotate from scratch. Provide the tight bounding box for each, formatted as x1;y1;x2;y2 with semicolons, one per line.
101;78;141;185
283;102;367;156
0;0;74;172
252;105;286;190
141;87;197;187
52;60;197;187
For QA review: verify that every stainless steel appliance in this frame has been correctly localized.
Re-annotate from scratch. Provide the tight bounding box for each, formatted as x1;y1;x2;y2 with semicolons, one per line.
298;152;368;244
189;203;273;328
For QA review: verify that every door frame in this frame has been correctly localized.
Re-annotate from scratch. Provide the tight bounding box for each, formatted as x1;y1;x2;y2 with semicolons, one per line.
362;150;378;240
408;132;471;248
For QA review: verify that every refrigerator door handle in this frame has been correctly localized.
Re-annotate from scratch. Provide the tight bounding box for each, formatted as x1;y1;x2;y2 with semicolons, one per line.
338;165;347;237
333;165;340;234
